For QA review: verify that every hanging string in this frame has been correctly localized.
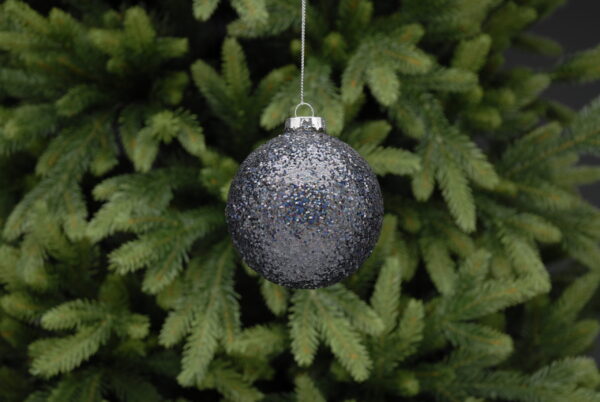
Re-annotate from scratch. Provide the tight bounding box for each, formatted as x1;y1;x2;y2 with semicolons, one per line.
294;0;314;117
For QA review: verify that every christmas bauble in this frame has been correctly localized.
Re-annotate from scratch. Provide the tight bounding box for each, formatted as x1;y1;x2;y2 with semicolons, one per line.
226;117;384;289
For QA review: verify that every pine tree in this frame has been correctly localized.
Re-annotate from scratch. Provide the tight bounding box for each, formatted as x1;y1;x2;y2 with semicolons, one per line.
1;0;600;400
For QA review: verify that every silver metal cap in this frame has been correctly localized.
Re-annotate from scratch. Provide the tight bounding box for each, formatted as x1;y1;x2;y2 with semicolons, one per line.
285;116;326;132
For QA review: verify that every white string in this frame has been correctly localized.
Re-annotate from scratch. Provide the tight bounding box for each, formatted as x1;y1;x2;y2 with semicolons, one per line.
300;0;306;105
295;0;313;117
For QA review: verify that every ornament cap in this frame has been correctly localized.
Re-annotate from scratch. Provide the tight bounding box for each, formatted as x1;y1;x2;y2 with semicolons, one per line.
285;116;326;132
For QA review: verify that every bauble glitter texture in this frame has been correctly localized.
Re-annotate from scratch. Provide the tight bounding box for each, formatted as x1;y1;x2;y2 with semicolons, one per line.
226;118;384;289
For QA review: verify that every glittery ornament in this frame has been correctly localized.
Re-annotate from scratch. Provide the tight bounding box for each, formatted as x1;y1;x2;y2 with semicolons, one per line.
226;117;384;289
226;0;383;288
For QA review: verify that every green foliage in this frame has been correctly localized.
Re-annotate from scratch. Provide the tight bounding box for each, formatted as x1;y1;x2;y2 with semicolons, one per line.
452;34;493;72
554;44;600;83
345;120;421;176
262;60;344;135
108;207;224;294
410;95;500;232
341;24;434;106
194;0;268;28
192;37;293;136
295;374;326;402
159;243;242;387
289;285;383;381
1;0;600;401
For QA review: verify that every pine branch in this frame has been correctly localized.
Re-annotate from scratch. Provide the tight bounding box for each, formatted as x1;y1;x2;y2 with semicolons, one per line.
157;243;241;389
321;285;384;336
437;147;477;232
457;249;491;285
345;214;397;295
193;38;293;134
192;58;242;126
342;32;433;106
0;104;58;156
370;256;402;332
419;236;457;295
87;167;198;241
227;0;301;38
547;272;600;325
540;320;600;359
41;300;107;331
223;37;252;100
409;96;498;231
516;33;563;57
345;120;391;148
289;286;379;381
159;291;204;347
411;141;436;200
407;67;478;93
452;34;492;72
289;290;319;366
228;324;287;357
393;299;424;362
70;370;103;402
48;375;88;402
316;300;372;381
4;115;110;242
177;303;222;386
458;358;600;402
261;60;344;135
443;322;513;364
29;323;112;378
505;96;600;175
108;371;162;402
403;0;499;41
108;208;225;294
0;291;48;322
443;274;549;321
127;110;206;172
358;145;421;177
294;374;326;402
193;0;220;20
200;360;263;402
260;278;289;316
554;44;600;83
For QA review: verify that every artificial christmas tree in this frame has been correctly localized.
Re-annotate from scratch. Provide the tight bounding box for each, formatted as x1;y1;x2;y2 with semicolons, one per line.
1;0;600;400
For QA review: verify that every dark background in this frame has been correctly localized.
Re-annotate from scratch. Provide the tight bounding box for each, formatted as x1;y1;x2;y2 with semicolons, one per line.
505;0;600;362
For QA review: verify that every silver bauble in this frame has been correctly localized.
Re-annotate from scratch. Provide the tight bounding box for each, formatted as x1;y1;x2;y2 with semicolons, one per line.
226;117;384;289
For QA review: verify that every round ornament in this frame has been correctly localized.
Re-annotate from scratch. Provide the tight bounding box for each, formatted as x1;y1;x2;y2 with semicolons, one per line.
226;116;384;289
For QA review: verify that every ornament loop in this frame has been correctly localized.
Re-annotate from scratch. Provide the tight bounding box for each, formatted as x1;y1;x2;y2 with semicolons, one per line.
294;102;315;117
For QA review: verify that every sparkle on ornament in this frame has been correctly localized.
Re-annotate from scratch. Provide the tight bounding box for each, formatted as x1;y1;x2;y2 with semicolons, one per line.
226;127;384;289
